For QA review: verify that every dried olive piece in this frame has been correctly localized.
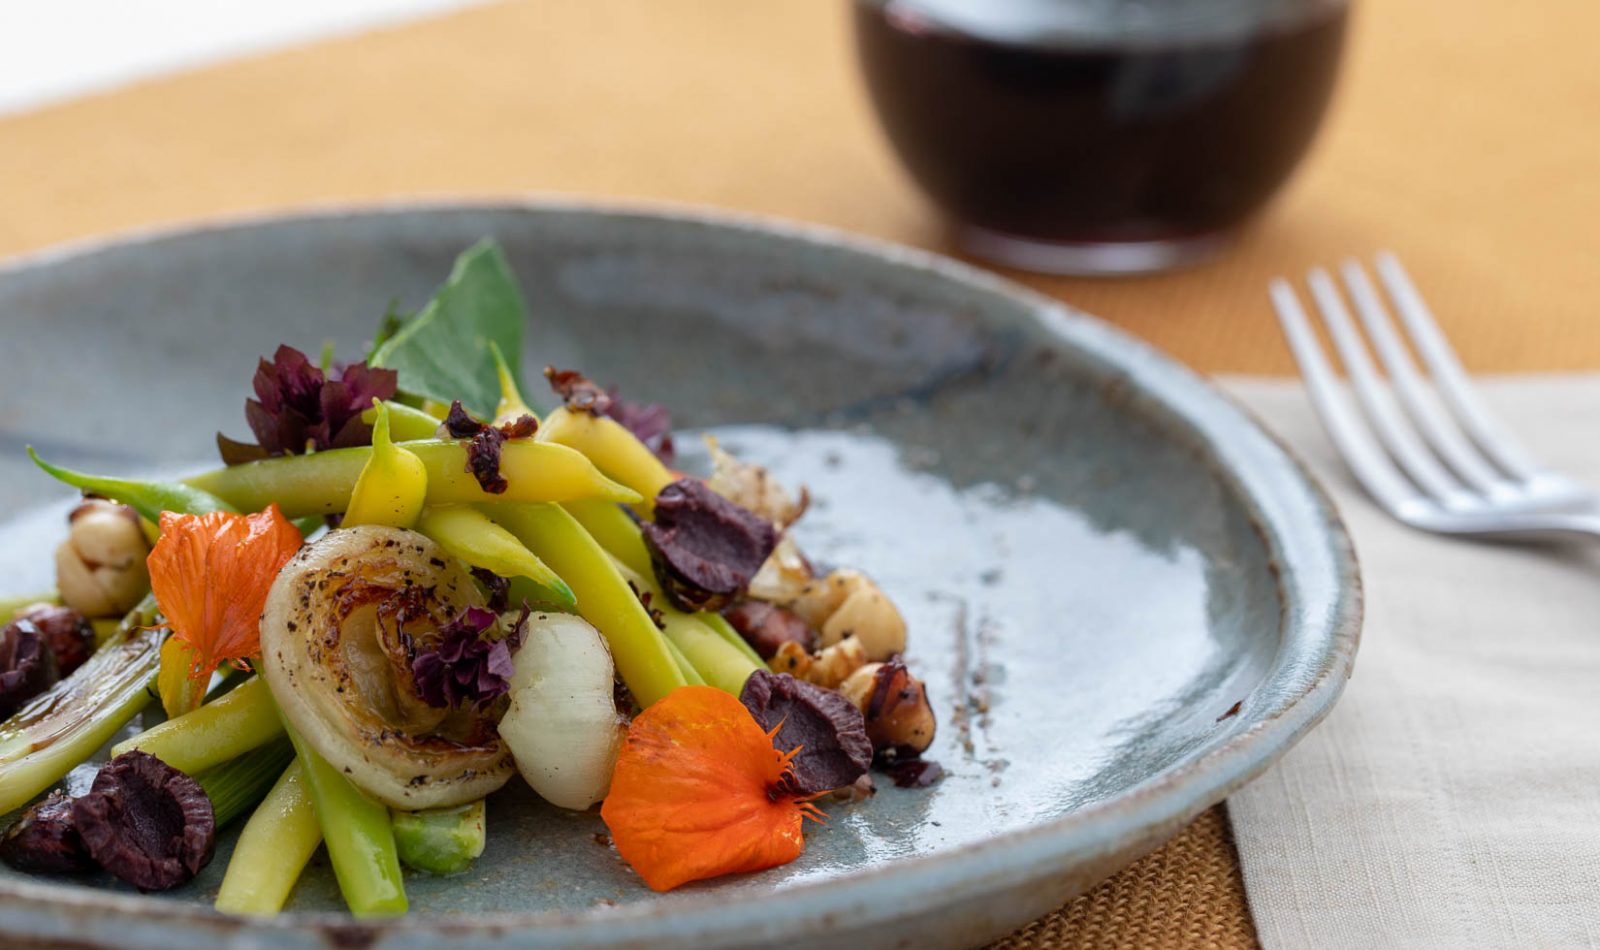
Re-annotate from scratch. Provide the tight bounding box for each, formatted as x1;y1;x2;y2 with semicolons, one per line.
0;790;94;874
14;604;95;678
642;478;778;613
723;600;816;660
438;400;540;494
72;750;216;892
739;670;871;796
0;619;58;718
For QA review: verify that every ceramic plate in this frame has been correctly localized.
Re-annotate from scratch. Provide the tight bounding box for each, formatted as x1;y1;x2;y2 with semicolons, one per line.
0;201;1359;948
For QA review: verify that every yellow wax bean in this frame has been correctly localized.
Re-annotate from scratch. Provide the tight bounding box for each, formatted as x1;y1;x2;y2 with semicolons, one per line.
416;506;575;609
345;401;429;528
215;759;323;916
185;439;639;517
614;561;759;696
360;400;443;442
536;407;674;512
482;503;685;707
563;498;652;578
0;591;56;621
113;675;285;775
490;342;538;425
156;637;208;718
564;498;764;668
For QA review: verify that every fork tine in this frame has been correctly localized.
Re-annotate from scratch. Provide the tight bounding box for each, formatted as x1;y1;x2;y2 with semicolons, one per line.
1338;258;1515;498
1373;251;1541;479
1305;268;1476;509
1270;278;1430;520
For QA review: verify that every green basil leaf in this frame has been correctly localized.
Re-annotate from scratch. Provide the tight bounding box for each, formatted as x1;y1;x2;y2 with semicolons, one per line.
370;239;527;417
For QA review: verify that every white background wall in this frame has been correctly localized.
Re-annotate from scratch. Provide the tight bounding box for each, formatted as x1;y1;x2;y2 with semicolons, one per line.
0;0;485;116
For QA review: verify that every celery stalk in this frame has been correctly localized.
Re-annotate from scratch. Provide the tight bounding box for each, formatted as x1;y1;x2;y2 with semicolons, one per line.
0;595;162;814
195;736;295;827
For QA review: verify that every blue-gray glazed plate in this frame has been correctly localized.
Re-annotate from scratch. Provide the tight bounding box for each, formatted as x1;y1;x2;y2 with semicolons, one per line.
0;200;1359;949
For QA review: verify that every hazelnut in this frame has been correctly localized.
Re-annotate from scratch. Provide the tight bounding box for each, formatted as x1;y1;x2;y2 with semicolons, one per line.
839;658;936;756
813;572;907;662
56;500;150;617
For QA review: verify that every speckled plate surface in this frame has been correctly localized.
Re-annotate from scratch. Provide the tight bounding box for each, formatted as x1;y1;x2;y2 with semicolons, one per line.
0;200;1360;949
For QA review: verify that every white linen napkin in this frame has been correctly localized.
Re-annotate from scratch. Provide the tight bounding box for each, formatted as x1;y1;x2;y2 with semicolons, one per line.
1222;375;1600;950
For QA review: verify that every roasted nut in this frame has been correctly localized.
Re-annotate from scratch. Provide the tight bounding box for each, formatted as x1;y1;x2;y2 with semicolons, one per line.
839;658;936;757
807;636;868;689
55;500;150;618
765;636;866;690
0;790;94;874
799;571;907;662
14;604;95;677
723;599;816;659
0;619;59;718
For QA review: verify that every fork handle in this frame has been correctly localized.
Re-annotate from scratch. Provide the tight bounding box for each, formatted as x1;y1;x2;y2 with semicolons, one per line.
1426;510;1600;542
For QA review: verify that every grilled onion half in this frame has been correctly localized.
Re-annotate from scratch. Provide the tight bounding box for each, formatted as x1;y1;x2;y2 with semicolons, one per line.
259;525;515;809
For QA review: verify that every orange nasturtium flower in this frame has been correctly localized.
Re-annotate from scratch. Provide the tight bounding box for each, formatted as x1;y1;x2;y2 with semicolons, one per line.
600;685;825;891
147;505;302;682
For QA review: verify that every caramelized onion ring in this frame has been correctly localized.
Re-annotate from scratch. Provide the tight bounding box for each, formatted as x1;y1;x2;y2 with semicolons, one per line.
260;526;514;809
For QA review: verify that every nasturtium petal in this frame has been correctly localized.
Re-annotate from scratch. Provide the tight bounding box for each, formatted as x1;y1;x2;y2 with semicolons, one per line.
600;686;814;891
147;505;302;681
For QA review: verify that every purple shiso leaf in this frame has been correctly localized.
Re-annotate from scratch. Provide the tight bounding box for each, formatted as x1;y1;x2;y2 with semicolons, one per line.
410;606;519;709
218;344;397;463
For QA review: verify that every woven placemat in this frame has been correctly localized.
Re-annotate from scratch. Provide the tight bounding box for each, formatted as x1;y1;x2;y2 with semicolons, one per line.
990;805;1256;950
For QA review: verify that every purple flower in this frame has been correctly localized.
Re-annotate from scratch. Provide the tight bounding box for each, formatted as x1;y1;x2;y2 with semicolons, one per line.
604;390;675;465
217;345;397;465
410;606;523;709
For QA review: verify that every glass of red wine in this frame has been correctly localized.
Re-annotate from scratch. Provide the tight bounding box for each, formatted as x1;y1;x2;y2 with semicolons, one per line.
854;0;1350;274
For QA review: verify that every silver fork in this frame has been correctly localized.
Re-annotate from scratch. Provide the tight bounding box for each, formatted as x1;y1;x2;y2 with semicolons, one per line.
1271;251;1600;540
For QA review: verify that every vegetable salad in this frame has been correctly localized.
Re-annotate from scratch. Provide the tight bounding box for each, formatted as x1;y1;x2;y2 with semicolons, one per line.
0;240;937;916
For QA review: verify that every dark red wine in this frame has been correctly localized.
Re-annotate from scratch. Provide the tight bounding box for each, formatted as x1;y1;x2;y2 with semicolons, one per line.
855;0;1348;262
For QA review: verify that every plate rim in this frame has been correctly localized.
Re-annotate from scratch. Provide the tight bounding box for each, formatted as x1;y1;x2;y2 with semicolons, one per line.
0;196;1362;946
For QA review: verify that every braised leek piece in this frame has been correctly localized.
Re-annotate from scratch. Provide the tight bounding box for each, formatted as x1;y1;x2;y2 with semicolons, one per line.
195;735;295;827
0;596;162;814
